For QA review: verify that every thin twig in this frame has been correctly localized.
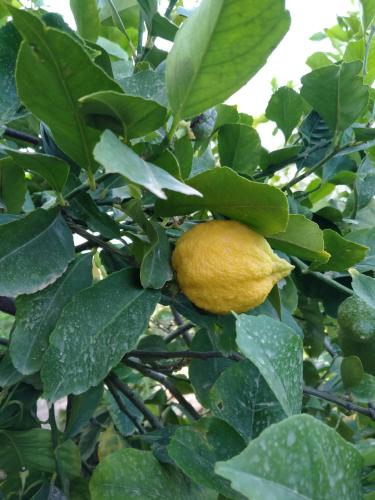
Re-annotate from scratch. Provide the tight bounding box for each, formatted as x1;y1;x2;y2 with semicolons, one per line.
303;386;375;421
108;373;163;430
291;257;353;296
164;322;194;343
106;379;145;434
3;127;40;146
125;358;200;421
106;0;137;61
126;350;243;362
171;308;192;346
165;0;178;18
0;297;16;316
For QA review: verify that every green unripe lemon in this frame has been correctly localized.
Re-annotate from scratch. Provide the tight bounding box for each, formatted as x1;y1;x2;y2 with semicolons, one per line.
337;295;375;344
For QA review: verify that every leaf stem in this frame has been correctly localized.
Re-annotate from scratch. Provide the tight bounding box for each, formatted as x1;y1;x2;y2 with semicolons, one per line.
3;127;40;146
291;257;353;296
167;115;180;144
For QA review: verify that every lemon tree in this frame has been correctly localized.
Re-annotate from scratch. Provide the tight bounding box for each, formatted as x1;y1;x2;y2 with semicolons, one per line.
0;1;375;499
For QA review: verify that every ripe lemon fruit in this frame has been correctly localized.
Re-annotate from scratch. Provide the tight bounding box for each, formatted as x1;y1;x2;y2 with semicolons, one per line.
172;220;294;315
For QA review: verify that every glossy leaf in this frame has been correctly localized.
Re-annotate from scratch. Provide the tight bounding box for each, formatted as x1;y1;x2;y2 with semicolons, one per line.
80;91;167;139
119;70;168;107
104;390;143;437
90;448;215;499
70;0;100;41
0;157;26;213
155;167;289;236
10;254;93;375
346;228;375;272
10;7;121;173
209;360;285;442
94;130;201;199
216;414;363;500
356;157;375;210
265;86;304;141
65;385;104;438
300;62;369;134
0;353;23;388
168;419;245;498
0;209;75;297
5;148;70;193
349;268;375;309
41;269;160;402
236;314;303;416
0;22;22;125
268;214;329;263
218;124;261;175
166;0;290;119
313;229;368;272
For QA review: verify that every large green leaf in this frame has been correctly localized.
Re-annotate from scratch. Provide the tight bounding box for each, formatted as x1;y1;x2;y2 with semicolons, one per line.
70;0;100;41
265;86;304;141
0;22;22;124
155;167;288;236
218;124;261;175
94;130;201;199
166;0;290;119
10;254;93;375
268;214;330;263
346;227;375;272
236;314;303;416
10;7;121;175
90;448;215;499
168;419;245;499
41;269;160;402
209;360;285;442
0;157;26;213
5;148;70;193
300;62;369;134
313;229;368;272
0;209;75;297
80;91;167;139
216;414;363;500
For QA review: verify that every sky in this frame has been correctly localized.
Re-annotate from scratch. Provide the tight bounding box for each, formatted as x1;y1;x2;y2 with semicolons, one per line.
43;0;356;148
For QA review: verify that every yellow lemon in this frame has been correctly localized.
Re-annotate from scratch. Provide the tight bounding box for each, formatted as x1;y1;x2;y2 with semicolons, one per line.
172;220;294;315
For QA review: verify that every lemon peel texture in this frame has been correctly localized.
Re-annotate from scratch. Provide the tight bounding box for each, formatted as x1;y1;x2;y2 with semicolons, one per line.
172;220;294;315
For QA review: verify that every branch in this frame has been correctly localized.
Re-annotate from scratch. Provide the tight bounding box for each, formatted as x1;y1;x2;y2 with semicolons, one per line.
107;373;163;430
126;350;243;362
0;297;16;316
106;379;145;434
125;358;201;421
3;127;40;146
291;257;353;296
164;322;194;343
303;386;375;421
170;308;192;346
165;0;178;18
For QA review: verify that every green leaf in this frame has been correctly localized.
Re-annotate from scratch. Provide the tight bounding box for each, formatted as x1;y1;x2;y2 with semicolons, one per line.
10;7;121;174
341;356;364;388
236;314;303;416
216;414;363;500
166;0;290;119
0;157;26;213
349;268;375;309
41;269;160;402
209;360;285;442
344;39;375;85
90;448;215;499
346;228;375;272
189;329;233;407
174;135;193;179
306;51;333;70
94;130;202;199
151;13;178;41
80;91;167;139
104;389;143;437
356;157;375;210
218;124;261;175
68;191;120;239
70;0;100;41
267;214;328;262
119;70;168;108
10;254;93;375
168;419;245;499
360;0;375;29
313;229;369;272
155;167;289;236
0;22;22;125
5;148;70;193
65;385;104;439
125;200;172;289
0;209;75;297
0;353;23;388
300;62;369;134
265;86;304;141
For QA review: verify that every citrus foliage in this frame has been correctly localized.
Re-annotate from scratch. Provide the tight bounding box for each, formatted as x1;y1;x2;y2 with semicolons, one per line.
0;0;375;499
